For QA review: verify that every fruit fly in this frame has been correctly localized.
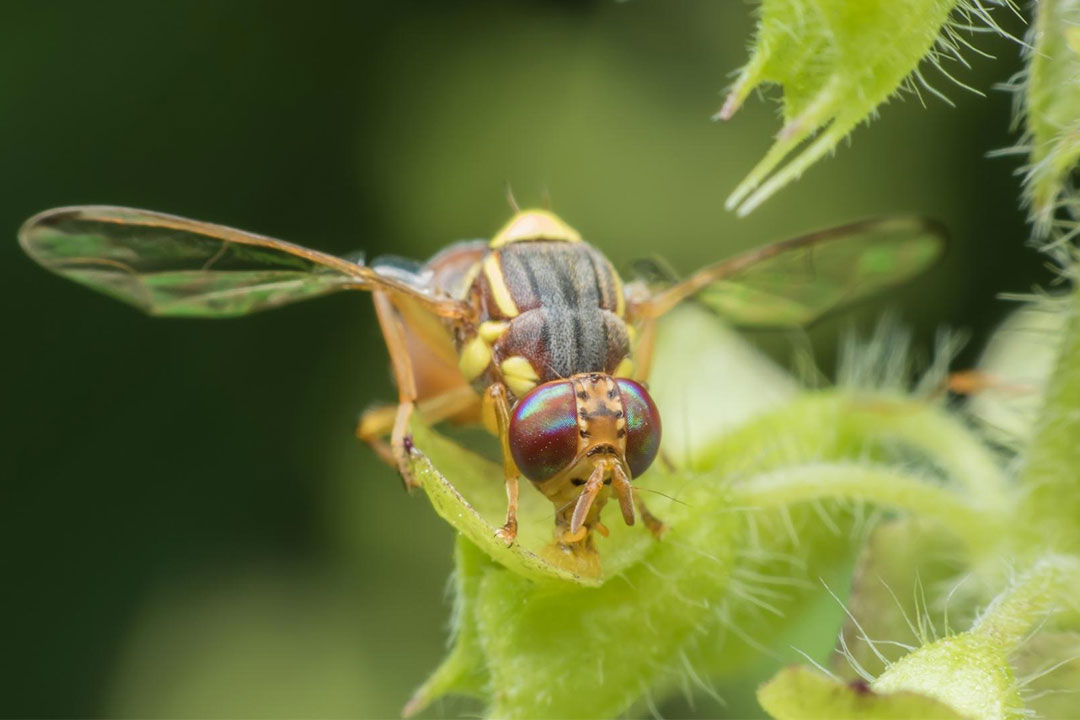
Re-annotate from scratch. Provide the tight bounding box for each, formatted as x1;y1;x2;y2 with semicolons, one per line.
18;206;944;550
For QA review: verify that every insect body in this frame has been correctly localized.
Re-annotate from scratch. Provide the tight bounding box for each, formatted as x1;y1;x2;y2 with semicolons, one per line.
365;210;661;547
460;223;632;395
19;206;945;552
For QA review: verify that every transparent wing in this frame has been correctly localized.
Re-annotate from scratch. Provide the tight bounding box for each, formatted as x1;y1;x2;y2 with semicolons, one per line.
633;217;946;326
19;205;472;319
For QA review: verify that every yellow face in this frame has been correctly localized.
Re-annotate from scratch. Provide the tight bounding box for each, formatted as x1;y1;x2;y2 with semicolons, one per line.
510;373;662;545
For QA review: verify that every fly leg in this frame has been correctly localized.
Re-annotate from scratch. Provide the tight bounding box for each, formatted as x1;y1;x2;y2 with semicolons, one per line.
356;403;398;466
484;382;521;546
370;290;425;488
357;384;480;468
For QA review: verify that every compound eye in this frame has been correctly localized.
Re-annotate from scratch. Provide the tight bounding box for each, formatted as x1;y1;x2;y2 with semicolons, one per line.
616;379;661;478
509;381;580;482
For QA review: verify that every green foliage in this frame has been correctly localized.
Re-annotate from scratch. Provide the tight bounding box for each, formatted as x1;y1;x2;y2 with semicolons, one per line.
1017;281;1080;554
721;0;1008;215
758;666;965;720
868;555;1080;720
1017;0;1080;240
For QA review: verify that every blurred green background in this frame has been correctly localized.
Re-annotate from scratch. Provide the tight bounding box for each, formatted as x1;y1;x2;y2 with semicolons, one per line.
2;1;1039;717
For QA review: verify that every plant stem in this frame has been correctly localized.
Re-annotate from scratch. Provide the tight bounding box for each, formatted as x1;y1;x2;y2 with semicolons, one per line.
841;394;1011;508
972;554;1080;649
1019;288;1080;553
695;391;1010;512
732;462;1004;551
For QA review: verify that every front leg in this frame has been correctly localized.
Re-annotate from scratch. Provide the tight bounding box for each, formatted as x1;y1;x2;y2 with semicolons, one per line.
484;382;521;545
356;385;481;469
372;290;422;488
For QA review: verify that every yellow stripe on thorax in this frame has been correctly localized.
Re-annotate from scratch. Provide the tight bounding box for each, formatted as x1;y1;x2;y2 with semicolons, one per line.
611;269;626;318
483;253;520;318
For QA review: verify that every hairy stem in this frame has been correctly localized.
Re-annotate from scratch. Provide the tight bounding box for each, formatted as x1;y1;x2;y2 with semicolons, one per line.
696;391;1009;511
971;554;1080;649
840;394;1011;507
1019;288;1080;553
732;463;1005;551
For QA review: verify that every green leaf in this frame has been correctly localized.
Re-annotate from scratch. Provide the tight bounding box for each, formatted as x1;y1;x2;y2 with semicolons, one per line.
870;555;1080;720
759;557;1080;720
646;305;798;467
720;0;1001;216
406;469;744;718
873;631;1023;719
1020;0;1080;239
410;424;603;585
403;538;492;717
480;476;742;719
758;666;966;720
1018;285;1080;554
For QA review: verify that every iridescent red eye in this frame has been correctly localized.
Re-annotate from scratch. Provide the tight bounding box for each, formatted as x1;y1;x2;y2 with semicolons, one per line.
616;379;661;478
509;381;580;482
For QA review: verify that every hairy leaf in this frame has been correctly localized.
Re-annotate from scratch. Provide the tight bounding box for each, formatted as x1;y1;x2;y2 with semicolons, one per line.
758;665;965;720
1019;0;1080;240
720;0;1003;215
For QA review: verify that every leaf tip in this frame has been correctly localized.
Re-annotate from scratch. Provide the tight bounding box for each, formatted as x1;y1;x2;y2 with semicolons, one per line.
713;91;742;121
